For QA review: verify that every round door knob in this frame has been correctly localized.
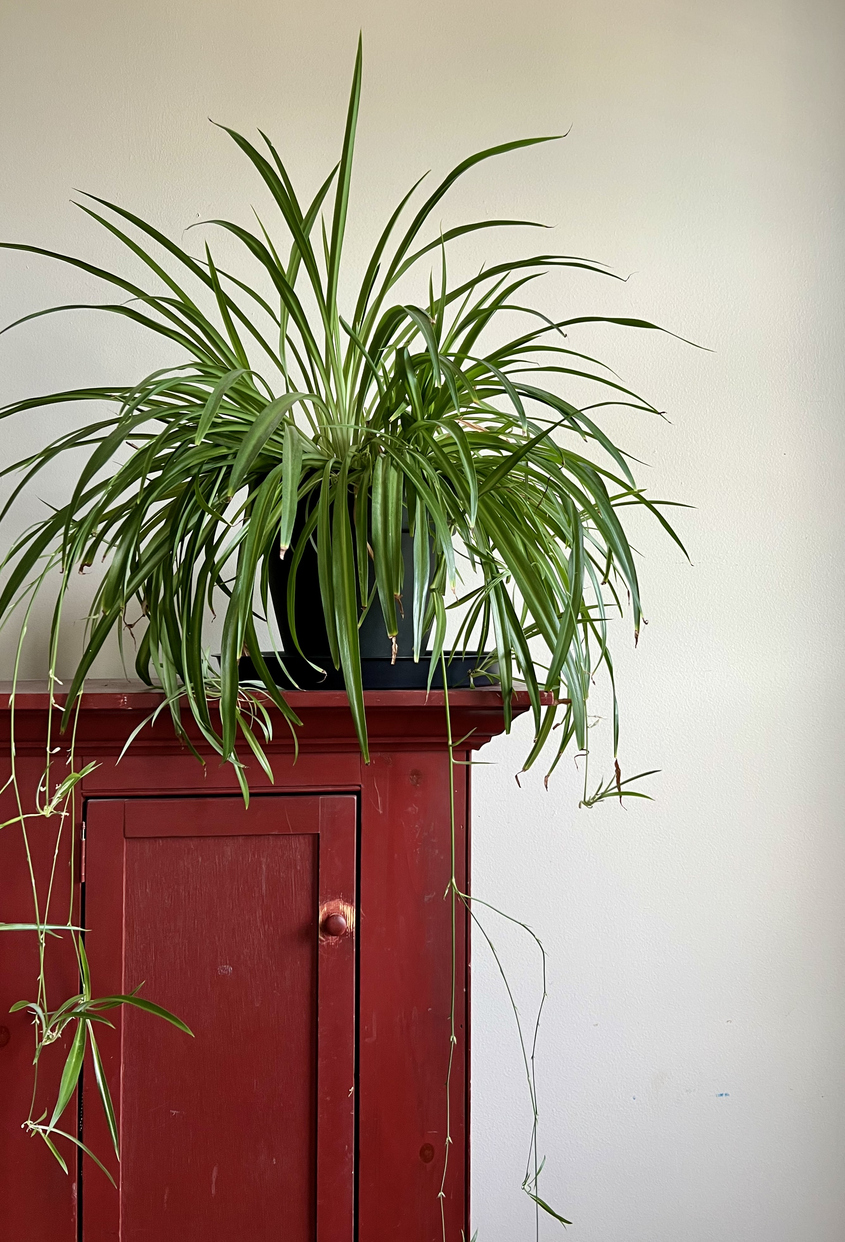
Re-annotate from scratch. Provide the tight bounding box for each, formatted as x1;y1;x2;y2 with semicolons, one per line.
323;912;348;938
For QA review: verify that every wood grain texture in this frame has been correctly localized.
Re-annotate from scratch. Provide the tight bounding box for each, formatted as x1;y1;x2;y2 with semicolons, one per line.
0;757;80;1239
316;796;356;1242
0;684;539;759
83;795;355;1242
0;691;528;1240
358;750;470;1242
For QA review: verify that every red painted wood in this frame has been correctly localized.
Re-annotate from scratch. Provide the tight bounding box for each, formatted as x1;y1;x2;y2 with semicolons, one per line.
357;749;470;1241
82;795;356;1242
0;757;80;1240
1;687;530;1241
1;682;542;716
1;682;542;760
81;800;123;1241
80;750;362;798
316;796;356;1242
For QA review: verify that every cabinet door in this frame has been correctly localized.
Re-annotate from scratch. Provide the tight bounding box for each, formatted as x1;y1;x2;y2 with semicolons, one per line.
82;794;356;1242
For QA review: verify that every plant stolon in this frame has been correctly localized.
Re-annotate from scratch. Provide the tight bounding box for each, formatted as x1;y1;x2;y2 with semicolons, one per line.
440;660;573;1237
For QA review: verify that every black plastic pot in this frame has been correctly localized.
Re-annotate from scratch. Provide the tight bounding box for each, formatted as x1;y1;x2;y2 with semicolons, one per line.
247;499;493;691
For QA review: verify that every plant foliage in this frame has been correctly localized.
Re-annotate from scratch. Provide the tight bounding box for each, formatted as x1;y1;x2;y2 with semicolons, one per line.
0;41;691;1221
0;35;686;784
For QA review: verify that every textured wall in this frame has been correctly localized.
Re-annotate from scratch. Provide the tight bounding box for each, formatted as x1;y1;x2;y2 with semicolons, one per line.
1;2;843;1238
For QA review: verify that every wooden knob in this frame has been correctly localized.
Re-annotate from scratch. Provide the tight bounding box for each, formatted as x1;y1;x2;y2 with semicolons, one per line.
323;912;348;938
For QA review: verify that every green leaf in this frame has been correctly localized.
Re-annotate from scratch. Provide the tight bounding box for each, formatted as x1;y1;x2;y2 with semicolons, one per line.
228;392;319;496
327;35;362;317
0;923;84;933
317;461;339;666
40;1126;117;1185
210;126;328;326
426;591;448;692
40;1131;69;1176
354;467;371;599
194;367;251;445
371;454;398;638
78;936;92;1002
351;171;428;331
10;1000;47;1020
401;304;442;383
477;423;555;498
90;993;193;1035
371;135;565;327
524;1189;572;1227
332;459;368;761
279;422;304;555
87;1021;119;1158
412;494;430;661
394;217;550;281
49;1019;86;1128
439;419;478;526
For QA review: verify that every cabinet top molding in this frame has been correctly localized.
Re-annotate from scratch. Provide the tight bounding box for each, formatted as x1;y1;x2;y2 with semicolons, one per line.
0;680;544;754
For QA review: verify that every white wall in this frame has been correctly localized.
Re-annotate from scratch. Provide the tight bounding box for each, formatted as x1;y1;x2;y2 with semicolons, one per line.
1;2;843;1239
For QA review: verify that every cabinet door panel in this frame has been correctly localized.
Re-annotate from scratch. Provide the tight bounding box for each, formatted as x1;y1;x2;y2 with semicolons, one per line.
82;795;355;1242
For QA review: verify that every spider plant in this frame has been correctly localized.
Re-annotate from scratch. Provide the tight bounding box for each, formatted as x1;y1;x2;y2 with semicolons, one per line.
0;37;685;788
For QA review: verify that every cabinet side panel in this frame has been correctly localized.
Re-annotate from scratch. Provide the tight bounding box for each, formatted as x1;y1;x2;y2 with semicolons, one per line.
358;750;469;1241
464;753;473;1236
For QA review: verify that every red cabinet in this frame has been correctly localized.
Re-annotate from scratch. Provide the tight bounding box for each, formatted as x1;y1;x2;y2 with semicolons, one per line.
0;685;528;1241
